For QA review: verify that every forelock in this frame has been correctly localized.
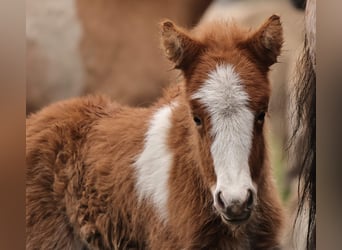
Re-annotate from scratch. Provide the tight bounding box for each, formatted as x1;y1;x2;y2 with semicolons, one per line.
192;64;251;121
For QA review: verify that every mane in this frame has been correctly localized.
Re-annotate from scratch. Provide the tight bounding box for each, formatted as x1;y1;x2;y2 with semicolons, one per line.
292;36;316;250
289;0;316;248
191;19;250;50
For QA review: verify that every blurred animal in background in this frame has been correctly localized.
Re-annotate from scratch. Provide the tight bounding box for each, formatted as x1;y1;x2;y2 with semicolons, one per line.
26;0;212;114
26;16;285;249
286;0;316;249
291;0;307;10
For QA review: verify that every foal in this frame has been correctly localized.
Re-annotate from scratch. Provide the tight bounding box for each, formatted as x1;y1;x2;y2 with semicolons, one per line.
26;16;284;249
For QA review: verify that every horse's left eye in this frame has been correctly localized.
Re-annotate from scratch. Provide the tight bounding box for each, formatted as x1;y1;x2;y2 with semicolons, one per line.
257;111;266;124
193;115;202;127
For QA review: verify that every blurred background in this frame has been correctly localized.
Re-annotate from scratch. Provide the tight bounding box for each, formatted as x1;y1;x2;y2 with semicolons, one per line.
26;0;213;112
26;0;307;248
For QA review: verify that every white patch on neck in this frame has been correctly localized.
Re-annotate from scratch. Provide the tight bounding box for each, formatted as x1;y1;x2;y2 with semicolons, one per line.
192;64;256;201
133;103;176;221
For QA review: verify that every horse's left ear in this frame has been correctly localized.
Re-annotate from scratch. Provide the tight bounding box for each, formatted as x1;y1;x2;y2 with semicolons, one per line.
241;15;283;68
160;20;203;70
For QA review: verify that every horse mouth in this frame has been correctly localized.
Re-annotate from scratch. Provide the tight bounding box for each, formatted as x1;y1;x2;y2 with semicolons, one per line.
220;213;251;225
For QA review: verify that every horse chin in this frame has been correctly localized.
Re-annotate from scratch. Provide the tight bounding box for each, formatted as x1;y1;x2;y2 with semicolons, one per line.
220;213;251;227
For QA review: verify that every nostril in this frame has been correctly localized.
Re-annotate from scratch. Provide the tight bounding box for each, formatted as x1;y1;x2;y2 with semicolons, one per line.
246;189;254;209
216;191;226;209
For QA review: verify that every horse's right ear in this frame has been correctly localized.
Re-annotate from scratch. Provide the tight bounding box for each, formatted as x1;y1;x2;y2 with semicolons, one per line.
160;20;203;70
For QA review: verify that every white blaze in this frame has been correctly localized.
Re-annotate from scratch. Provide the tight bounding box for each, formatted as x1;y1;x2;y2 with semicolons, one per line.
133;103;176;221
192;64;256;202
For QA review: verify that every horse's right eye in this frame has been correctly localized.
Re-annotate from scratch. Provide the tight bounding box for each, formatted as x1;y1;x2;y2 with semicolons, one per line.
193;115;202;127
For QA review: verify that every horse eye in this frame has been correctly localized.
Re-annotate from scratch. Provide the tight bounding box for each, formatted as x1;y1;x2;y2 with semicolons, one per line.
193;115;202;126
257;111;266;124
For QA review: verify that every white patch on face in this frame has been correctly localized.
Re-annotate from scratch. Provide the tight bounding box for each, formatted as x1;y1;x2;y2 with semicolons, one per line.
192;64;256;202
133;103;176;221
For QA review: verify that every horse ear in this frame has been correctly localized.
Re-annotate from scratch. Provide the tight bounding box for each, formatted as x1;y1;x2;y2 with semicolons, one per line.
160;20;203;70
243;15;283;68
